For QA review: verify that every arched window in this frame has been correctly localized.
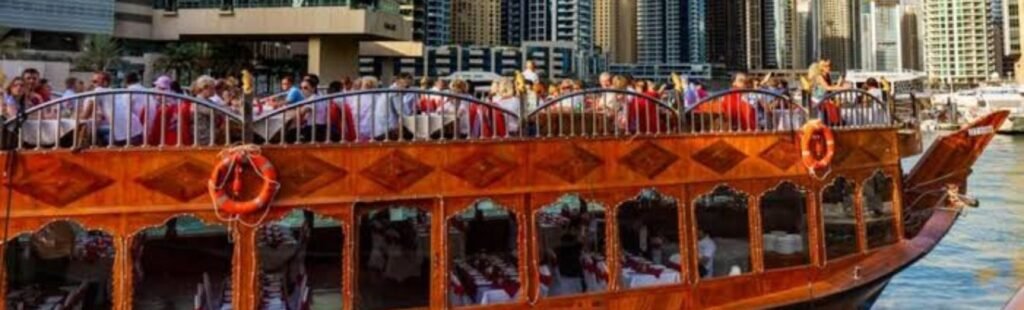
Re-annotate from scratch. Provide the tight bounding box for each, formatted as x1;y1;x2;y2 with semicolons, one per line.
823;177;859;260
357;205;431;310
258;210;343;309
5;221;114;310
617;189;682;289
695;186;751;278
536;194;607;298
132;216;233;309
863;172;898;249
760;182;810;270
448;200;519;306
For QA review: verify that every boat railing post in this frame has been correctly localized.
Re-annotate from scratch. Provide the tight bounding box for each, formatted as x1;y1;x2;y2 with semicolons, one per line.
242;92;254;144
909;93;919;124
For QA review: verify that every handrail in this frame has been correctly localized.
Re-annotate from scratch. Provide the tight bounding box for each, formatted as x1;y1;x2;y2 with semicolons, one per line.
0;87;906;151
816;89;893;128
529;89;677;118
4;89;243;126
818;89;887;109
257;88;519;121
687;89;797;114
683;89;808;134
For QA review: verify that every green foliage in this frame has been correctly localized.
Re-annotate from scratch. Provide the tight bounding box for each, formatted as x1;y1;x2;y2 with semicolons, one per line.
74;35;123;71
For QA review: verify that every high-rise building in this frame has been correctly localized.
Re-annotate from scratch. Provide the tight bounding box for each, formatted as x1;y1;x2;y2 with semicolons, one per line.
553;0;595;52
637;0;705;64
924;0;998;88
410;0;452;46
595;0;637;64
757;0;799;70
501;0;527;46
0;0;114;36
452;0;501;46
815;0;860;71
525;0;554;42
860;0;903;71
901;2;925;71
1003;0;1022;77
708;0;747;71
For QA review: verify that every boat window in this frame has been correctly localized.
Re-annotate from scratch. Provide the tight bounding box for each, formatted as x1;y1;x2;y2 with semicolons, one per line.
863;172;898;249
823;177;860;260
258;210;343;309
357;205;431;310
4;221;113;310
695;186;752;279
133;216;233;309
448;200;519;307
536;194;607;298
760;182;810;270
618;189;682;289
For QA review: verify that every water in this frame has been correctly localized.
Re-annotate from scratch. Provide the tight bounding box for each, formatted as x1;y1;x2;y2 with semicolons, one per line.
874;134;1024;309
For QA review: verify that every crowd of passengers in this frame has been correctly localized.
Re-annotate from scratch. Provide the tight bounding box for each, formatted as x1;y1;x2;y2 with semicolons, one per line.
0;58;883;146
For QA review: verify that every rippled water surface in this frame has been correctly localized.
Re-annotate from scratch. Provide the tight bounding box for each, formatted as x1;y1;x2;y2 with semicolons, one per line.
875;134;1024;309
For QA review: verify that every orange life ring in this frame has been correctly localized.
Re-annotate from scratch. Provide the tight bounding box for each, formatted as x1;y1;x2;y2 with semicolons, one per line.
800;120;835;171
208;153;279;215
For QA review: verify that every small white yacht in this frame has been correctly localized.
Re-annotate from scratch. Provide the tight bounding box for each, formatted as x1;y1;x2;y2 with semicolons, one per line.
941;86;1024;133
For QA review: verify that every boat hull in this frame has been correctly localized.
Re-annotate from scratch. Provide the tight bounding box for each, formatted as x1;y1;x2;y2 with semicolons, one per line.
779;274;892;309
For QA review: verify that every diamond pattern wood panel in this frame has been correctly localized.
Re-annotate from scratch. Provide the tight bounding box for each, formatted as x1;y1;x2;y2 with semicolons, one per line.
273;152;348;197
759;137;802;171
135;158;211;202
10;157;114;207
445;151;517;188
536;144;604;184
692;140;747;175
619;141;679;179
360;150;434;192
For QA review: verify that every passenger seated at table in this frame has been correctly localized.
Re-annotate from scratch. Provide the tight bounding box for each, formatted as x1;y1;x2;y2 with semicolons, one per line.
698;230;717;278
721;73;758;131
348;76;392;141
555;233;585;294
82;72;144;146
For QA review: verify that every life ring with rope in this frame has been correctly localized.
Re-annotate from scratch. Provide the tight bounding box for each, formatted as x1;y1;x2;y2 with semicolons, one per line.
800;120;835;173
208;146;280;216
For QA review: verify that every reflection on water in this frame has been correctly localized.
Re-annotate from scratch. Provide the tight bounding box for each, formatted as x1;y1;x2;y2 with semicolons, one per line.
875;134;1024;309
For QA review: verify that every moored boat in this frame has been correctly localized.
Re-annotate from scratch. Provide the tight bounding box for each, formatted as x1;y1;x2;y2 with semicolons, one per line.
0;85;1005;309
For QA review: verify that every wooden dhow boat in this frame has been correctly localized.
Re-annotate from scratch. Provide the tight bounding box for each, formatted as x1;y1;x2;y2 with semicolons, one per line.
0;86;1006;309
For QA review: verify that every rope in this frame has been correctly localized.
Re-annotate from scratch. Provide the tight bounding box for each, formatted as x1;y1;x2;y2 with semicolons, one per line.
210;144;277;228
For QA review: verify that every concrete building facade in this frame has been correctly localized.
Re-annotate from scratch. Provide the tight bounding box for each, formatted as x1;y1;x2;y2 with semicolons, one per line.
595;0;637;64
860;0;903;71
925;0;998;88
452;0;501;46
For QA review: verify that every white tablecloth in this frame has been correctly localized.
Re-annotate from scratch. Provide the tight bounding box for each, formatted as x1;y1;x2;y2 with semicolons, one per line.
841;107;890;126
253;107;300;140
402;113;455;140
19;119;83;146
620;267;681;289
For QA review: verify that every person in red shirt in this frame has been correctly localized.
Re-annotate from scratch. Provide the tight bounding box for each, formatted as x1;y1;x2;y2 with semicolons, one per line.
721;73;758;131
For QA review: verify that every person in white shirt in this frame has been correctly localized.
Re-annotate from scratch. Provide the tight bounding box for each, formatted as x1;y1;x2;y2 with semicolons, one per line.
123;72;159;139
83;72;144;146
698;230;717;278
349;76;393;140
492;78;521;135
522;60;540;84
190;75;220;145
299;78;329;142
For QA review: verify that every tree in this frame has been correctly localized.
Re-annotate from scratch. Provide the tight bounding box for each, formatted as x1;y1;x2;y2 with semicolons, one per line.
75;35;122;71
0;36;25;60
154;43;202;80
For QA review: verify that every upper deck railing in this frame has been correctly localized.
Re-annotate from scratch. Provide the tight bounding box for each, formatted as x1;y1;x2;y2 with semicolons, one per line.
0;88;896;151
